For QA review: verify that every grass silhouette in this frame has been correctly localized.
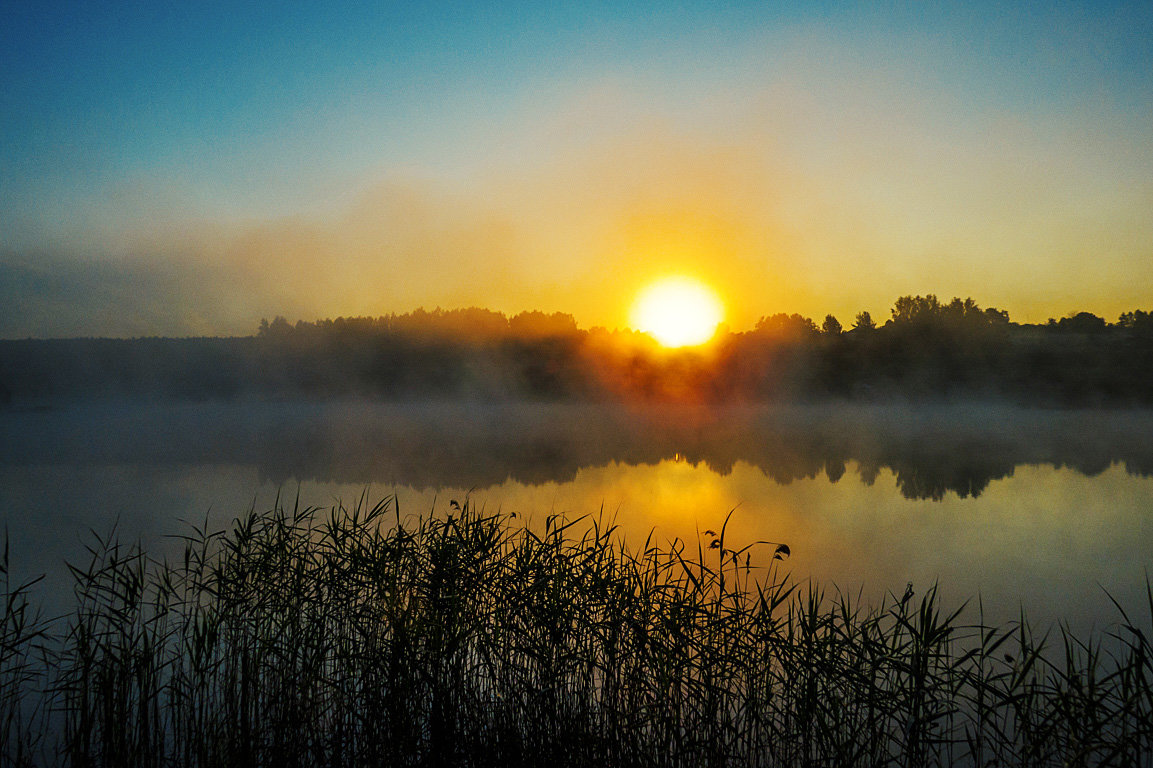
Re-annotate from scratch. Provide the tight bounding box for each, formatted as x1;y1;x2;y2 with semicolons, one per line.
2;498;1151;766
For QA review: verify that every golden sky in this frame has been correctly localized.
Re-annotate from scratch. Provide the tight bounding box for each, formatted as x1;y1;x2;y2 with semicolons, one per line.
2;3;1151;336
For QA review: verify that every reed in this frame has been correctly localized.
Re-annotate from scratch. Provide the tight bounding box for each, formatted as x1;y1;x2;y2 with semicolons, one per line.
2;498;1151;766
1;536;49;768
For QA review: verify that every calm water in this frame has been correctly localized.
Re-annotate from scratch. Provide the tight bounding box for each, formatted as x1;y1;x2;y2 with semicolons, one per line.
2;400;1152;634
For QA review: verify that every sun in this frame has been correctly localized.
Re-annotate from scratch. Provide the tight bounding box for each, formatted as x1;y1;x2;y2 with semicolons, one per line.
630;277;725;348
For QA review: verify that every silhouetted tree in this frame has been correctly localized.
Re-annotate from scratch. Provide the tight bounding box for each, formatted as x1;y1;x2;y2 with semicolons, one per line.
853;311;876;331
944;297;982;323
753;313;819;339
259;316;293;338
508;311;579;338
891;295;942;325
984;307;1010;324
6;297;1153;405
1053;312;1107;334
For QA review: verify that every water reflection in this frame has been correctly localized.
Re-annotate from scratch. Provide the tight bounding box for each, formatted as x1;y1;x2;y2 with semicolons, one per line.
1;401;1152;634
3;401;1152;498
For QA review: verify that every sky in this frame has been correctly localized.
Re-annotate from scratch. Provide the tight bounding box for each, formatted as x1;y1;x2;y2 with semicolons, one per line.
2;1;1152;337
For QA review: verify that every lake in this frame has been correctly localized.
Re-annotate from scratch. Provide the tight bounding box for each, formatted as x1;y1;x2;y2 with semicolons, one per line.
2;399;1151;635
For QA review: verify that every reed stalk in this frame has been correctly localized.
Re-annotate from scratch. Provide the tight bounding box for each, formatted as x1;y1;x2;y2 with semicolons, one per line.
0;499;1149;766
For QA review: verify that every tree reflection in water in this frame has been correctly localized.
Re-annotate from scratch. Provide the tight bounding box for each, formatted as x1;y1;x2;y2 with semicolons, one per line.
3;401;1150;500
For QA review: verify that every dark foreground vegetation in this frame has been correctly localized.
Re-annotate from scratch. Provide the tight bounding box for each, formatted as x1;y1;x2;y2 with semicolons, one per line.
3;295;1153;405
3;500;1152;767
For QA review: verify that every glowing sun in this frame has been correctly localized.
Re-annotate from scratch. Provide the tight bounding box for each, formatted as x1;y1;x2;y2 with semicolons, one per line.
630;277;725;347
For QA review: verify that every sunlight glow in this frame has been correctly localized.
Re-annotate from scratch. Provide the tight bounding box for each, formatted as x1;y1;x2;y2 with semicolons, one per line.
630;277;725;347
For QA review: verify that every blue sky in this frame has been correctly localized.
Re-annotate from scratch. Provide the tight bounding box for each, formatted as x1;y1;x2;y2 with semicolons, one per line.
2;1;1152;336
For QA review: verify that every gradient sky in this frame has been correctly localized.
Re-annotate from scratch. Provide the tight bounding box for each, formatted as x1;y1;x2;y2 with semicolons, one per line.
2;1;1151;337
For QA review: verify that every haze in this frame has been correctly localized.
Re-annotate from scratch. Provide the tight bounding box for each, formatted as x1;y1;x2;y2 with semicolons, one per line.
2;2;1152;337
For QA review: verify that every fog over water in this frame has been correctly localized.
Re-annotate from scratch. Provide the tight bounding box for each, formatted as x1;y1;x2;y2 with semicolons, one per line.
2;400;1151;634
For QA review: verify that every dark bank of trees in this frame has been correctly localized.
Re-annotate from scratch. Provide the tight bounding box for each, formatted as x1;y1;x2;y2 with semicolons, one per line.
2;297;1153;405
715;296;1153;405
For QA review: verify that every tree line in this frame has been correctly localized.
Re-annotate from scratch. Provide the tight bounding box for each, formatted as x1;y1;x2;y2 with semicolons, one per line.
2;297;1152;405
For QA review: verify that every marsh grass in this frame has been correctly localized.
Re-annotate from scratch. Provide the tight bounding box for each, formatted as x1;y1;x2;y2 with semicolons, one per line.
1;536;49;768
2;497;1152;766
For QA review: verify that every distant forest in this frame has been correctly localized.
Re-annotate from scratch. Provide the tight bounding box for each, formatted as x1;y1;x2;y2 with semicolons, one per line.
2;296;1153;405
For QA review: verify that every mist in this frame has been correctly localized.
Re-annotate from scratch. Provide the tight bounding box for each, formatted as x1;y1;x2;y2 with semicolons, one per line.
3;399;1152;498
5;52;1153;339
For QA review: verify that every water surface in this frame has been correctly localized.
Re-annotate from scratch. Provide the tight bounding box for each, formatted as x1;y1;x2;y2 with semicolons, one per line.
2;400;1151;633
